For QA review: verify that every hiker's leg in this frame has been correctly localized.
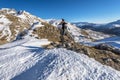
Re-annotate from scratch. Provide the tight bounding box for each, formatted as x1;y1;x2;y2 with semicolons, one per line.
61;29;65;45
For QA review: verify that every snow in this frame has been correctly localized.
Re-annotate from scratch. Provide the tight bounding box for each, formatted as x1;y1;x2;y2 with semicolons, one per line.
110;24;120;29
96;36;120;48
31;22;44;30
0;38;120;80
113;24;120;27
85;29;110;40
66;23;92;43
84;36;120;49
23;11;45;22
17;14;27;19
0;15;11;31
22;38;51;47
0;8;16;14
0;15;12;41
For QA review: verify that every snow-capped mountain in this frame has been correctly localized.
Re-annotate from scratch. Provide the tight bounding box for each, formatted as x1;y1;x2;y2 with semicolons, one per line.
0;8;45;45
72;22;95;27
73;20;120;36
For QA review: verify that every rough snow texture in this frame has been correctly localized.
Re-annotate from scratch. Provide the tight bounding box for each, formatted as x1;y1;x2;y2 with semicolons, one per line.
0;38;120;80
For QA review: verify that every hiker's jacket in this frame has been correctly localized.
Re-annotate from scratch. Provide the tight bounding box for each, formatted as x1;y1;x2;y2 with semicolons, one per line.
59;21;67;30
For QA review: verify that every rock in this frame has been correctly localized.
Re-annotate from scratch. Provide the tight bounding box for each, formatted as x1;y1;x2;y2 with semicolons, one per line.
95;43;113;51
82;48;91;56
64;42;71;48
56;44;63;48
55;42;60;45
46;45;54;49
112;48;120;55
102;58;112;63
112;58;120;63
94;43;120;55
35;37;39;39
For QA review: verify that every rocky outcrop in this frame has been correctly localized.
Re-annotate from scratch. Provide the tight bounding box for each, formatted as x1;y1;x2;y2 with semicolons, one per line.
94;43;120;55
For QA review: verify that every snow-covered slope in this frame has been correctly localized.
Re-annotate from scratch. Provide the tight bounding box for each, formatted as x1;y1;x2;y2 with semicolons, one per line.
0;38;120;80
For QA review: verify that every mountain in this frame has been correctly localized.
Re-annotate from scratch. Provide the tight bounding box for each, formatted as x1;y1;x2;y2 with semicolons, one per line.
0;8;120;80
72;22;96;27
0;8;46;45
73;20;120;36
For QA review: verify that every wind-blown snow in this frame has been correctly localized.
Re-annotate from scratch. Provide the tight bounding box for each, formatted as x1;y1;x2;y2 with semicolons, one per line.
0;38;120;80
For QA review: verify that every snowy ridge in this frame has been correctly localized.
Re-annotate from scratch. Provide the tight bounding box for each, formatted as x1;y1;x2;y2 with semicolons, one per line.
73;20;120;36
0;38;120;80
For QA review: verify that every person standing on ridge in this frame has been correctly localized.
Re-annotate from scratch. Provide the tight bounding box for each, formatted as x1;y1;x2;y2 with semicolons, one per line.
59;19;67;45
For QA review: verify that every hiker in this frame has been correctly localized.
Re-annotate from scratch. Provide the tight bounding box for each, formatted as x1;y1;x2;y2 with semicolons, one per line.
59;19;67;35
59;19;68;44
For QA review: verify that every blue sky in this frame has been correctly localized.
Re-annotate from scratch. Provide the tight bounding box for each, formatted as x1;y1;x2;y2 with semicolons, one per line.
0;0;120;23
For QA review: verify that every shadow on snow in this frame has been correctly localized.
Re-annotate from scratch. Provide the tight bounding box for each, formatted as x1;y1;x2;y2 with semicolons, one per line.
11;46;58;80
